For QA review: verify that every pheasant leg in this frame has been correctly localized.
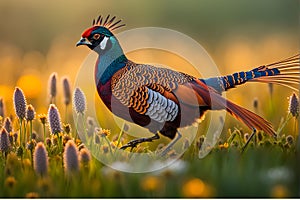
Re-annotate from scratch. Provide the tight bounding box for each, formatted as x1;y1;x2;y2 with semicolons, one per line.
241;128;256;153
120;133;160;150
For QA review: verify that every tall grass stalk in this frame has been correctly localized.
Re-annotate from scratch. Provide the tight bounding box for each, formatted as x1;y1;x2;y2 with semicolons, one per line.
19;119;23;147
114;122;125;157
116;122;125;148
74;113;88;142
293;118;298;137
43;123;46;144
277;114;292;136
74;114;79;140
29;121;33;140
103;136;114;158
23;120;27;145
80;113;87;142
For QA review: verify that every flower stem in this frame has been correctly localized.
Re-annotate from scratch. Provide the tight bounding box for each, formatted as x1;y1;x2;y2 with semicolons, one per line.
277;114;292;136
43;123;46;144
23;121;27;145
80;113;87;142
116;122;125;148
227;131;236;146
114;122;125;157
30;149;33;169
74;114;79;140
30;120;33;140
58;134;63;155
293;117;298;137
19;118;23;147
104;136;114;158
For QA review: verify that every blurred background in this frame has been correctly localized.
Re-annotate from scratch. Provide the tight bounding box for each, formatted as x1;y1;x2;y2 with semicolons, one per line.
0;1;299;197
0;0;298;131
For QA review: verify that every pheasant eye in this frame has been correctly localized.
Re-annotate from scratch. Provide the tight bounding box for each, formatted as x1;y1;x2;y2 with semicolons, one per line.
93;34;101;40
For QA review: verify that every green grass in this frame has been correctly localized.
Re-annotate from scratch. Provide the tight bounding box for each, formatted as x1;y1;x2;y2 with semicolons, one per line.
0;79;299;198
0;125;299;197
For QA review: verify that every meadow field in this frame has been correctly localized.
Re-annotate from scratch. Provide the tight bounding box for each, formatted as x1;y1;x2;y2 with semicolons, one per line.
0;0;299;197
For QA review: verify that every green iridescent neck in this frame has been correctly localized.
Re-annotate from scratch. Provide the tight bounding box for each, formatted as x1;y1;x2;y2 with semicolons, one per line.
95;36;128;84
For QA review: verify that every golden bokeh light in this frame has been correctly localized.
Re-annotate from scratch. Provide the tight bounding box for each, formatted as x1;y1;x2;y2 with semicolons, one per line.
182;178;214;197
16;74;42;99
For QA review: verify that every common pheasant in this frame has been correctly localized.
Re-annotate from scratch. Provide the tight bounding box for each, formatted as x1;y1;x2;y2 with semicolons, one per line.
76;15;300;154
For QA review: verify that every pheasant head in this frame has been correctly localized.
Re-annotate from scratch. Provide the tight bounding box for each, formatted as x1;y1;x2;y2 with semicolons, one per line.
76;15;125;55
76;15;128;84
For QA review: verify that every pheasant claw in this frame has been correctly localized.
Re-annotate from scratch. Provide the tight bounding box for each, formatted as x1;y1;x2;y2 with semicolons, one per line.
120;133;160;150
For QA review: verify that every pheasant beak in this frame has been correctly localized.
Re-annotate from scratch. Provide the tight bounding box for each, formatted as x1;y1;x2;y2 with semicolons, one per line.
76;37;92;47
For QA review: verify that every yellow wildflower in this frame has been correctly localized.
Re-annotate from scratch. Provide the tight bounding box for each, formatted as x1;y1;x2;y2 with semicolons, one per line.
5;176;17;188
25;192;39;198
182;178;213;197
99;129;111;137
75;138;81;145
270;184;289;198
63;123;71;134
58;132;64;138
219;142;229;149
110;140;122;149
38;114;47;125
141;176;160;192
223;142;229;148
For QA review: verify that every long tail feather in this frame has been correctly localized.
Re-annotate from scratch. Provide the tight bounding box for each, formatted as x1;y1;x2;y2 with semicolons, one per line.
193;80;276;136
265;54;299;67
197;54;298;136
250;54;300;90
210;91;276;137
202;54;299;93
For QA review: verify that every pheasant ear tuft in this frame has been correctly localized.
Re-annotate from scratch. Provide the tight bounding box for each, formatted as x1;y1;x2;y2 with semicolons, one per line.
92;15;126;32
